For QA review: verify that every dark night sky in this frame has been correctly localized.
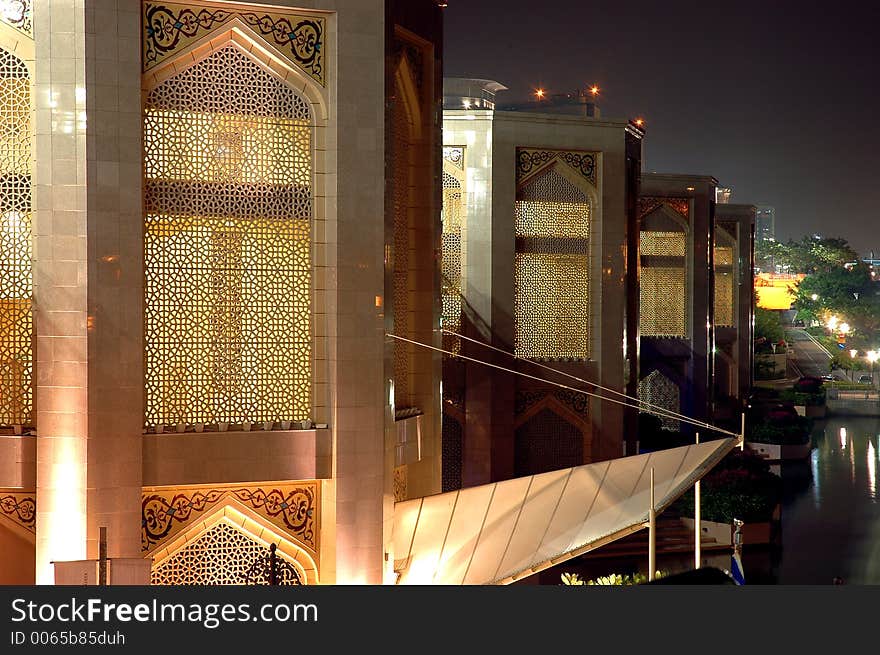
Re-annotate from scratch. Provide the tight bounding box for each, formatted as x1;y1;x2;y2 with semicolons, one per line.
443;0;879;253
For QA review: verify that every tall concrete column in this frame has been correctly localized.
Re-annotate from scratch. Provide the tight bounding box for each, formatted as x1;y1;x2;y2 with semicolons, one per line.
34;0;143;584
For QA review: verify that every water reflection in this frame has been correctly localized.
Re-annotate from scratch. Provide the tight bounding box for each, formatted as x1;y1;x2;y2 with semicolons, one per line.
775;416;880;584
868;441;876;499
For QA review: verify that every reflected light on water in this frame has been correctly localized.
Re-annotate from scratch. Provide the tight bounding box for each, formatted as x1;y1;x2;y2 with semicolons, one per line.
840;427;847;449
868;440;876;499
850;431;856;484
811;447;821;509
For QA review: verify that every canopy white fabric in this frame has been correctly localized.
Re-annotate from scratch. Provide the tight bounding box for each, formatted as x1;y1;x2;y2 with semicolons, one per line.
393;438;737;585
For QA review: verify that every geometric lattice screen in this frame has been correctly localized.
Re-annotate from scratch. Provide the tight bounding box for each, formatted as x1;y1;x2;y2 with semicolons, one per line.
514;407;584;476
514;167;591;360
714;243;735;327
0;47;32;427
391;74;414;411
640;231;687;337
144;45;312;428
150;521;304;586
441;161;465;353
638;370;681;431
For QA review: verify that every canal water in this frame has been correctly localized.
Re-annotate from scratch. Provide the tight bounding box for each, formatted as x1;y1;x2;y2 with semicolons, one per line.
771;415;880;584
528;415;880;585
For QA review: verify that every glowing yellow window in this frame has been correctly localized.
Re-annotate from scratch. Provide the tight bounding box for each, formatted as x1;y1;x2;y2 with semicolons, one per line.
143;46;312;428
514;167;591;360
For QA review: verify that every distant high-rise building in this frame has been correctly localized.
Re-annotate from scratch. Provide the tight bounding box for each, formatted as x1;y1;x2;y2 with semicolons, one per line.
756;206;776;242
716;187;732;204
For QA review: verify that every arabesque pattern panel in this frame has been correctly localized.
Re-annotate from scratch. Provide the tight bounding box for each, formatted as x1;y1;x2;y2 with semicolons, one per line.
391;77;413;410
441;160;465;353
514;167;591;360
144;45;312;428
638;370;681;431
0;47;32;426
151;521;304;585
640;266;686;337
0;1;32;36
142;2;325;86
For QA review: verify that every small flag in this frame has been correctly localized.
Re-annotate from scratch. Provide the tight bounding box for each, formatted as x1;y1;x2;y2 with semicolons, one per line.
730;552;745;585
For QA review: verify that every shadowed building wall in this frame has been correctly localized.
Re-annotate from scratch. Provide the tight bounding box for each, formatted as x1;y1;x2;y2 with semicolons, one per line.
638;174;716;439
442;82;642;488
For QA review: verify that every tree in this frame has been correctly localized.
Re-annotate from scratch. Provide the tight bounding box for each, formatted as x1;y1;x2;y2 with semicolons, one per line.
769;236;859;275
793;262;880;347
754;307;783;350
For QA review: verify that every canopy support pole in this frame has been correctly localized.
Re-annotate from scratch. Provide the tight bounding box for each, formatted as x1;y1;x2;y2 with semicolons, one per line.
648;467;656;581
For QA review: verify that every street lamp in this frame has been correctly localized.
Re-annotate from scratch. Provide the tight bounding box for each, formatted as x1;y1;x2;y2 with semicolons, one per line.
827;316;840;332
811;294;819;301
840;322;850;335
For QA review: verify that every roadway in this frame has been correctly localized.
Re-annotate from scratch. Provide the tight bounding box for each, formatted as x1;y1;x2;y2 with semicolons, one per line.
785;328;835;379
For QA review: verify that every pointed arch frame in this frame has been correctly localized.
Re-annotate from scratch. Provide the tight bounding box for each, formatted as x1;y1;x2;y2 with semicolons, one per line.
147;498;319;584
141;22;334;428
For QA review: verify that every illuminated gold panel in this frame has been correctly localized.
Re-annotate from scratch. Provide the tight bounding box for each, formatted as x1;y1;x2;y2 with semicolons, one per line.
641;231;686;256
515;254;590;359
441;164;465;353
640;266;686;337
515;180;591;240
0;48;32;427
714;245;735;327
714;272;735;327
144;46;312;427
515;166;591;360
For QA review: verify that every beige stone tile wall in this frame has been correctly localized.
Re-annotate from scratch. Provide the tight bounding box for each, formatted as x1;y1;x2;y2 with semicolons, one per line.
33;0;90;584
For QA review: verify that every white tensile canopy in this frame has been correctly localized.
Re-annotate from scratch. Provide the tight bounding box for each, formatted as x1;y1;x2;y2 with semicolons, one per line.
393;438;737;585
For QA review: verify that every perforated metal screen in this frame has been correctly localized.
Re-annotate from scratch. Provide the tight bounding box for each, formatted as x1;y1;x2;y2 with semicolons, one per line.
143;46;313;427
514;168;591;360
0;47;31;427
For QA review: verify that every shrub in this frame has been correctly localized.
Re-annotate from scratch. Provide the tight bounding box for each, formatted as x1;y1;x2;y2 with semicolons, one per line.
561;571;666;586
779;389;826;407
748;422;811;445
674;450;780;523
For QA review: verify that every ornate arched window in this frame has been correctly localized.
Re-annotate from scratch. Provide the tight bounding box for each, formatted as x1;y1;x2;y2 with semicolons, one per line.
638;370;681;431
144;44;313;428
151;520;305;586
639;201;689;338
514;408;583;476
514;165;591;360
0;46;32;427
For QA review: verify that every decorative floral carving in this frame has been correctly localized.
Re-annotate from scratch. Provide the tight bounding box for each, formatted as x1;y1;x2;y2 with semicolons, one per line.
0;492;35;532
639;197;690;220
443;146;464;170
0;1;32;36
142;483;318;553
516;148;597;187
515;389;590;417
142;2;325;86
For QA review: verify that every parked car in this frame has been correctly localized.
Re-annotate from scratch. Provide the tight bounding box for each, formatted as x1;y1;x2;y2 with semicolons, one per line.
821;374;845;382
858;374;873;384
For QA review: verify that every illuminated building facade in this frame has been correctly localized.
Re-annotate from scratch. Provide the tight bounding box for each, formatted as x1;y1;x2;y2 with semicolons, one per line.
0;0;443;585
637;174;716;436
441;79;643;489
713;204;755;423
